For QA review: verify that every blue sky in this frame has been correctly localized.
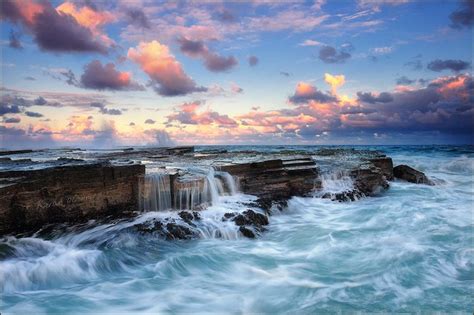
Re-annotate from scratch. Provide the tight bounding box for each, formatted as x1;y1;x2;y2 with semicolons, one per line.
0;0;472;148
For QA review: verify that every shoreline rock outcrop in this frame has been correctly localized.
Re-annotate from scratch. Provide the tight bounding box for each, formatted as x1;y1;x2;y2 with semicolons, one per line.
393;164;434;185
0;163;145;235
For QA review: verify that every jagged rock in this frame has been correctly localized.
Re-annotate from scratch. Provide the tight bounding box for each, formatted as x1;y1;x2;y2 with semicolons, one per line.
351;165;389;196
166;222;195;240
178;211;194;223
393;165;434;185
232;210;269;227
369;156;394;180
322;190;364;202
0;163;145;235
239;226;255;238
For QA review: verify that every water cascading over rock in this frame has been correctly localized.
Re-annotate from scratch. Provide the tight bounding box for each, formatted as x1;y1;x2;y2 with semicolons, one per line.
140;172;172;211
140;168;238;211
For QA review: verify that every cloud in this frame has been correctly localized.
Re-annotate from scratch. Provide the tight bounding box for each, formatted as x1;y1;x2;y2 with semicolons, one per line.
319;45;351;64
324;73;345;95
90;102;122;115
167;101;238;127
299;39;324;47
289;82;337;104
371;46;393;55
80;60;143;91
0;0;114;54
280;71;290;77
128;40;207;96
145;119;156;124
24;76;36;81
9;30;22;49
3;117;21;123
204;53;238;72
449;0;474;29
231;83;243;94
427;59;470;73
0;104;21;116
25;111;43;117
357;91;394;103
396;76;415;85
123;7;150;29
33;96;47;105
178;37;238;72
248;56;259;66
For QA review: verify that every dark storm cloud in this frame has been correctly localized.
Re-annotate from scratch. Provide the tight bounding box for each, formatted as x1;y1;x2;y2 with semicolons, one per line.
0;104;21;116
3;117;21;123
357;92;394;104
0;0;108;54
427;59;470;73
25;111;43;118
124;7;151;29
90;102;122;115
178;37;208;56
9;30;22;49
80;60;143;91
248;56;259;66
449;0;474;29
33;96;48;105
177;37;238;72
61;70;80;86
318;45;351;64
204;53;238;72
289;86;337;104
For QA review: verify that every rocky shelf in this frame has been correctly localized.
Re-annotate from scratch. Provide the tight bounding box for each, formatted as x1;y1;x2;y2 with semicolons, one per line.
0;147;433;237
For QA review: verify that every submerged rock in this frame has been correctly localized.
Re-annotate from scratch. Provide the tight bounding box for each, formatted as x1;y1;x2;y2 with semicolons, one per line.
239;226;255;238
393;165;434;185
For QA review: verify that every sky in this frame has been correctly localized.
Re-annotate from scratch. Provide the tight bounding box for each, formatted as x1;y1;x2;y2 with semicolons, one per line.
0;0;473;148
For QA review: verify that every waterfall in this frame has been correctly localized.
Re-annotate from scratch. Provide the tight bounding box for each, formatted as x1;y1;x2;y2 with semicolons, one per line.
175;180;203;210
217;171;238;195
142;167;239;211
140;173;172;212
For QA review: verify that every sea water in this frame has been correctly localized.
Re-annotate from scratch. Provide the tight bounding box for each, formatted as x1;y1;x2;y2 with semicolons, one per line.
0;145;473;313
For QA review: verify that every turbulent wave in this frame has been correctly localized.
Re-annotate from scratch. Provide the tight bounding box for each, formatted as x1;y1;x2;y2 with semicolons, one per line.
1;146;473;313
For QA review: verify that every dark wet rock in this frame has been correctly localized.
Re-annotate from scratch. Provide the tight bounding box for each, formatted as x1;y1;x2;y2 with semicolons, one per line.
222;212;237;221
250;198;289;214
239;226;255;238
232;210;269;227
220;158;318;203
351;165;389;196
0;163;145;235
322;190;364;202
368;156;394;180
178;211;194;223
393;165;434;185
192;211;201;220
166;222;195;240
0;149;34;156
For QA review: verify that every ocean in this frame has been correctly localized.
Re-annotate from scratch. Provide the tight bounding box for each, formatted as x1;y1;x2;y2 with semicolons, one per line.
1;145;473;313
